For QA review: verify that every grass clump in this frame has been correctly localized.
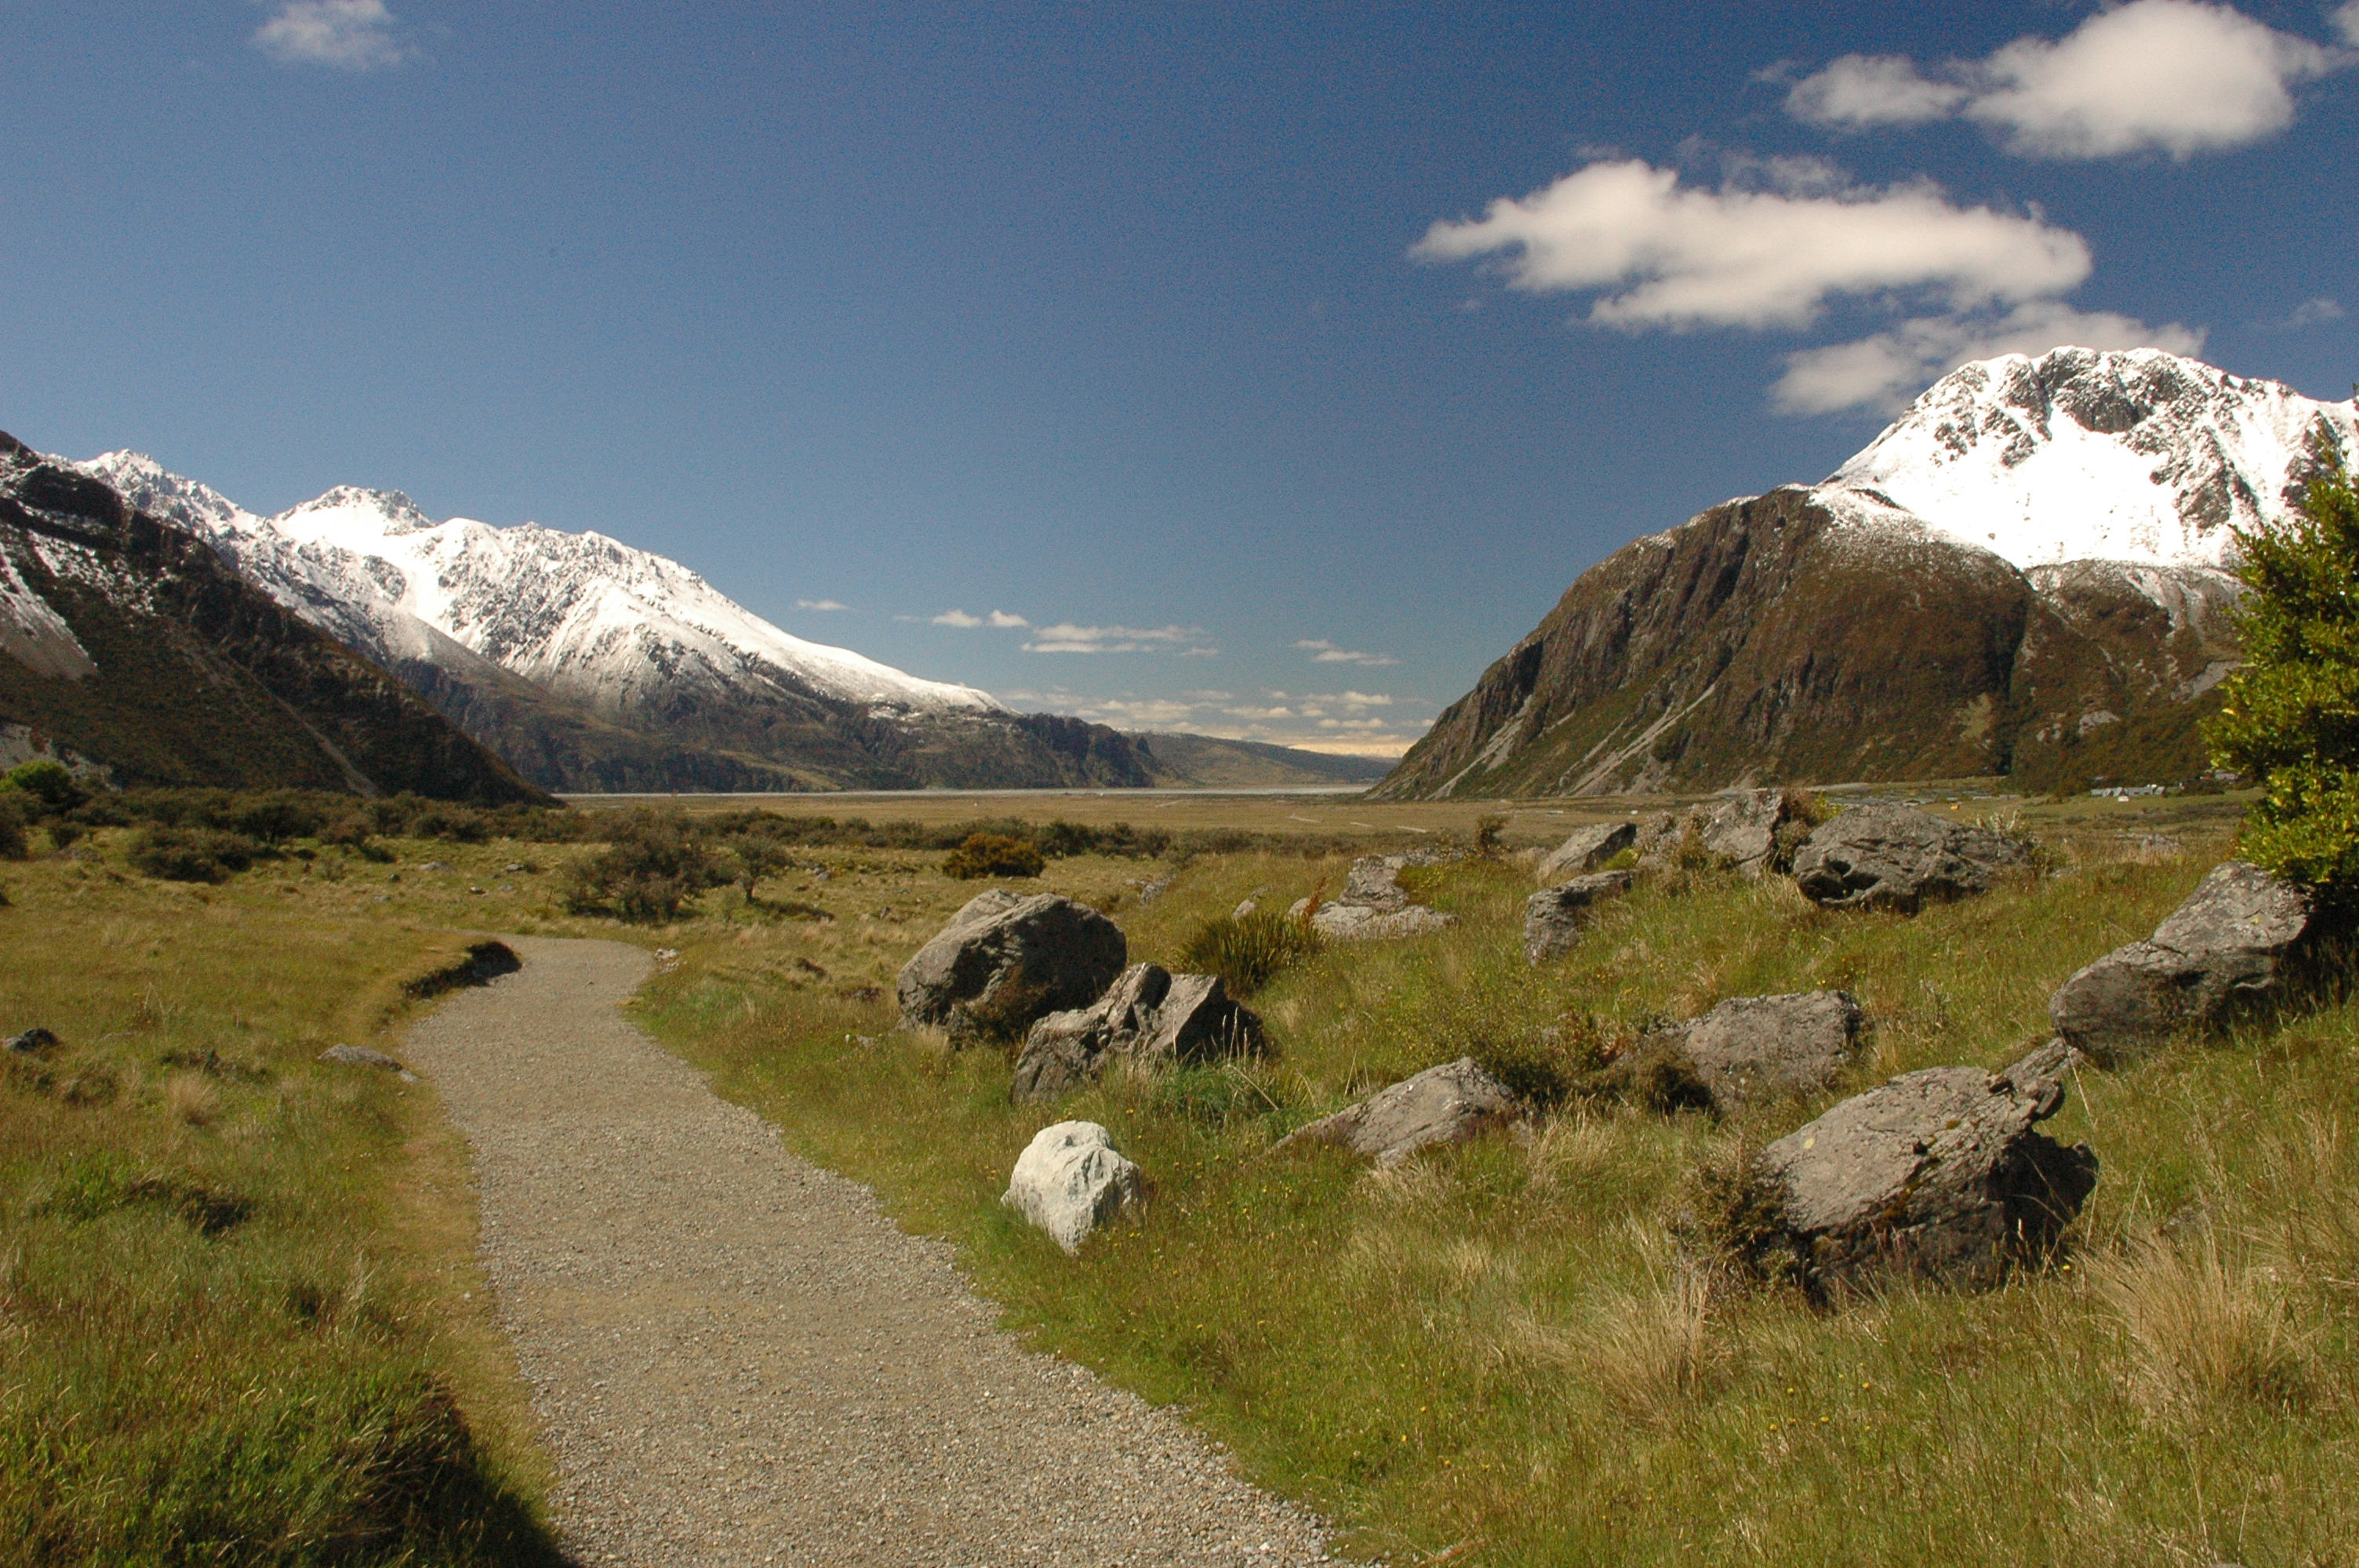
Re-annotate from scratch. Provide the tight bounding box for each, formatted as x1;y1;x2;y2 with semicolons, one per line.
943;833;1046;880
1177;907;1320;996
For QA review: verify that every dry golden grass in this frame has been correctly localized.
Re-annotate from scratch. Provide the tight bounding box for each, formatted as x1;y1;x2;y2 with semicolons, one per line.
2092;1227;2308;1413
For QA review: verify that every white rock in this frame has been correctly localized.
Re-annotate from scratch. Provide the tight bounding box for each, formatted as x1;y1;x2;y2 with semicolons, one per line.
1003;1121;1143;1254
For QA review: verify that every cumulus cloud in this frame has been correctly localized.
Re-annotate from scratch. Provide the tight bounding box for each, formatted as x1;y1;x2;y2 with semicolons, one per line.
1295;638;1402;667
1412;158;2090;332
252;0;411;70
1774;301;2208;416
1786;1;2346;159
794;598;849;612
1034;688;1428;757
1419;155;2200;414
1022;622;1216;655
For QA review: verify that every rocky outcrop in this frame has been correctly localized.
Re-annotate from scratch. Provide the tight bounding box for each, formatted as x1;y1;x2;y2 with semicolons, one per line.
1003;1121;1143;1253
1670;991;1863;1109
1791;801;2034;912
1276;1058;1518;1167
1009;965;1265;1102
1536;822;1637;884
2050;860;2316;1064
1310;854;1459;942
896;891;1127;1038
1523;870;1637;964
1750;1041;2097;1290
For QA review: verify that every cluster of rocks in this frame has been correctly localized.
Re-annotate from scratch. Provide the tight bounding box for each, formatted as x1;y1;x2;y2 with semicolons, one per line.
1308;852;1458;941
1790;800;2034;913
1011;963;1265;1102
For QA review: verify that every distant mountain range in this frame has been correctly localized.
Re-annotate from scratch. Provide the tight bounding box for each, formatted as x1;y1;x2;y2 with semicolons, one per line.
1376;349;2358;800
64;452;1372;793
0;434;544;801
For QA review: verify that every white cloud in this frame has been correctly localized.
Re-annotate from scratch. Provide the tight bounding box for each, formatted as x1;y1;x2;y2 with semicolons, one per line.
1772;302;2207;415
932;607;1031;629
1295;638;1402;667
1412;158;2089;332
987;609;1030;628
931;608;985;627
1022;622;1216;655
1420;155;2202;414
1784;54;1968;127
794;598;849;612
1787;1;2346;159
252;0;410;70
2290;296;2346;325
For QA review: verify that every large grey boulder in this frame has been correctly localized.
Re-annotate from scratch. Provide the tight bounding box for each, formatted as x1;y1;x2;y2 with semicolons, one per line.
1672;991;1862;1108
1310;852;1459;942
1003;1121;1143;1253
2050;860;2315;1065
1791;800;2033;913
1009;963;1170;1102
896;891;1127;1038
1751;1040;2097;1290
1276;1058;1518;1167
1634;790;1801;878
1536;822;1637;884
1135;972;1266;1063
1523;870;1637;964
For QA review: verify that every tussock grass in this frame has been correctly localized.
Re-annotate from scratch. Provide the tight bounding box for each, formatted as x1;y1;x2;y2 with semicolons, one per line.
618;796;2359;1563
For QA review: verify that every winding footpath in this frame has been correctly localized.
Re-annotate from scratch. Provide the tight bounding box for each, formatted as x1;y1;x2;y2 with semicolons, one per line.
405;936;1330;1567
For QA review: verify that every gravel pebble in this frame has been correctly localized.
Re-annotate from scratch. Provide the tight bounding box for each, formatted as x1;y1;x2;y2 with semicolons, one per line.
406;936;1331;1566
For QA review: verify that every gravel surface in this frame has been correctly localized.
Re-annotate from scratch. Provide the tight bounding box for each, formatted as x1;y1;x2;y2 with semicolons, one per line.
405;936;1332;1567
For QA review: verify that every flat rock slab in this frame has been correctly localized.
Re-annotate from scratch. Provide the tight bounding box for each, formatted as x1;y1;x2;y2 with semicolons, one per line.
1791;801;2032;913
1674;991;1862;1108
408;937;1327;1566
1756;1040;2097;1290
1535;822;1637;884
2050;859;2315;1064
1276;1057;1517;1167
1310;903;1456;942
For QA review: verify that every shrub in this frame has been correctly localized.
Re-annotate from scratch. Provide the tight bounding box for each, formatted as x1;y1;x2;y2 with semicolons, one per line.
2208;457;2359;898
1474;813;1508;856
1178;909;1320;996
561;821;729;921
127;826;265;884
2;758;83;816
942;833;1045;880
0;793;26;862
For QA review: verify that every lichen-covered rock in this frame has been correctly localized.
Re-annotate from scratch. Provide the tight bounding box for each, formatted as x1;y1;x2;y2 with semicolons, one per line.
1536;822;1637;884
1522;869;1637;964
1790;800;2033;913
1751;1040;2097;1290
1310;902;1456;942
896;891;1127;1036
1276;1058;1518;1167
1003;1121;1143;1253
1673;991;1862;1108
2050;859;2314;1064
1134;972;1266;1064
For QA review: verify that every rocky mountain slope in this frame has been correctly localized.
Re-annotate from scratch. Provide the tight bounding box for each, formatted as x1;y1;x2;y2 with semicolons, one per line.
78;454;1159;793
1378;348;2354;800
0;433;547;800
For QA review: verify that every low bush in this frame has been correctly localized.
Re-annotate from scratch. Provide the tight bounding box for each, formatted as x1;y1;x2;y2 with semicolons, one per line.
128;826;267;884
562;819;730;921
1;758;84;816
942;833;1045;880
0;794;26;862
1177;908;1320;996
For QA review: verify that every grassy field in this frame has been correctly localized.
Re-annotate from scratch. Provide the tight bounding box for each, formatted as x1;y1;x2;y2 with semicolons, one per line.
611;787;2359;1566
10;783;2349;1564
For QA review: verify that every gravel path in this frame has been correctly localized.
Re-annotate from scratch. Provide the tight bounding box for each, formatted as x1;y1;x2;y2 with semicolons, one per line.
405;935;1331;1567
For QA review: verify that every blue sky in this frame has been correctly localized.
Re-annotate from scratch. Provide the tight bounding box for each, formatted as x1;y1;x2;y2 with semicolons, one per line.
5;2;2356;754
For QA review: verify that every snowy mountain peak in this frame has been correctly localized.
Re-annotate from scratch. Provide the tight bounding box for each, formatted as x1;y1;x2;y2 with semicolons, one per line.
70;455;1005;721
1825;347;2358;570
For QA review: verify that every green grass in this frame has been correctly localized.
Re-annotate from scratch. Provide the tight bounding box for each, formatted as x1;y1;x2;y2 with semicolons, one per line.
627;807;2359;1565
0;827;600;1566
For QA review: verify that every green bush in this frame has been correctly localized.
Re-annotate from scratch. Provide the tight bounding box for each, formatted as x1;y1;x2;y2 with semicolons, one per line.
127;826;267;884
561;819;729;921
942;833;1045;880
1177;908;1320;996
2;758;83;816
0;793;26;862
2208;456;2359;898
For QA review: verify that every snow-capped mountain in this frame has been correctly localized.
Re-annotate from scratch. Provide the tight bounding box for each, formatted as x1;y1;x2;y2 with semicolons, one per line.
1379;348;2354;799
78;455;1003;722
1826;347;2357;569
